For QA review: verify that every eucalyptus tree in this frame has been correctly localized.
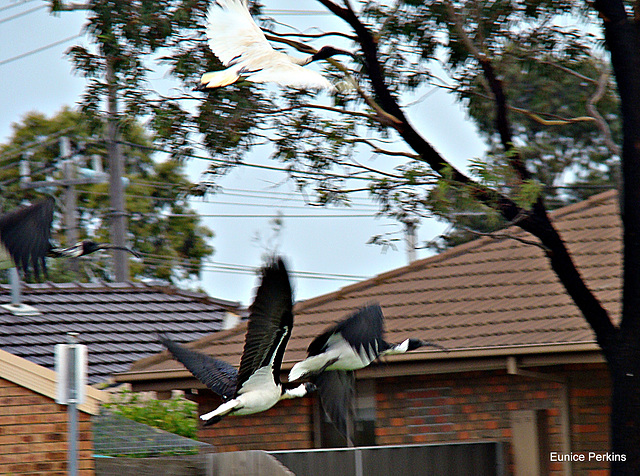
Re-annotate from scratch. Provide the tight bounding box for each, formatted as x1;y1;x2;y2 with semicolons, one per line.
47;0;640;470
0;108;213;283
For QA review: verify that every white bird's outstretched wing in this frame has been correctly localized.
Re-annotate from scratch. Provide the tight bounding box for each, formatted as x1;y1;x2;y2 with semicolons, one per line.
206;0;273;67
247;61;334;90
204;0;334;90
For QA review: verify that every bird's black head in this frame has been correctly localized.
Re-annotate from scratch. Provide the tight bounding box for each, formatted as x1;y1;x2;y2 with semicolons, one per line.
310;46;354;62
80;240;141;258
407;338;427;351
81;240;101;256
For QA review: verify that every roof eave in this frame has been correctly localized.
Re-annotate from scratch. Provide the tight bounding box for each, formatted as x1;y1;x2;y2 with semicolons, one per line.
115;341;604;390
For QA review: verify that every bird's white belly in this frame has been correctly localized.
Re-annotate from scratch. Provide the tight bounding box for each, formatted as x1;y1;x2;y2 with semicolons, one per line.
233;387;281;415
324;345;371;371
234;366;281;415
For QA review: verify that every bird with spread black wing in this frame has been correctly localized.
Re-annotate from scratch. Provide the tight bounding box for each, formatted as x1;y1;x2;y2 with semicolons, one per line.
0;197;139;280
289;303;446;439
160;257;314;425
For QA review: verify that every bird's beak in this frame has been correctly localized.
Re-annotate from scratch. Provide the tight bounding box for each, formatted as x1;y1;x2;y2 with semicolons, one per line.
98;244;141;258
420;340;449;352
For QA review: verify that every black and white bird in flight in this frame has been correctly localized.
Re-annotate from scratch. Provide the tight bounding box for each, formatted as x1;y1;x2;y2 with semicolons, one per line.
0;197;138;280
160;257;314;425
289;303;445;438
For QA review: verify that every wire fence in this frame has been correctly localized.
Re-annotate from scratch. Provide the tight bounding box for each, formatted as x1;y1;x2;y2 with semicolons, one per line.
92;411;212;457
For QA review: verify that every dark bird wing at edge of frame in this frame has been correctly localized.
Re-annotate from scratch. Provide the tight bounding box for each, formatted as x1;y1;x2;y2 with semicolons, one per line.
158;333;237;400
307;303;388;357
235;257;294;394
0;197;54;279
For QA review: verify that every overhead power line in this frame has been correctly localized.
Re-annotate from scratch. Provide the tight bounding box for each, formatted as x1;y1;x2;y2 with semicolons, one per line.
128;180;377;206
0;3;46;24
116;140;382;182
156;213;378;218
140;253;369;281
0;0;37;13
0;33;84;67
75;189;381;216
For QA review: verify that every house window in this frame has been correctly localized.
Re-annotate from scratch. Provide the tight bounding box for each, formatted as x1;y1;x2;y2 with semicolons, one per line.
315;378;376;448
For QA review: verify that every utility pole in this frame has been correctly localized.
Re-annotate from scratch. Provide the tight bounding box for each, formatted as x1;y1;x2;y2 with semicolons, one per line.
106;57;129;282
55;1;130;282
404;220;418;264
55;332;87;476
60;138;79;273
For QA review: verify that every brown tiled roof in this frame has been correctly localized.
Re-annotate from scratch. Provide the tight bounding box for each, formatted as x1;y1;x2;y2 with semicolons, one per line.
0;281;242;384
121;190;619;381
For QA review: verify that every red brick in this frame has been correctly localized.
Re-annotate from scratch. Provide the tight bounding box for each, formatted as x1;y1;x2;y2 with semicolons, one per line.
0;379;95;475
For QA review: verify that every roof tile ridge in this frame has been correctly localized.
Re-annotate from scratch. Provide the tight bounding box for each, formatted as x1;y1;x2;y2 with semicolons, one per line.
294;236;499;312
548;189;617;220
138;282;243;310
295;191;618;313
129;322;248;371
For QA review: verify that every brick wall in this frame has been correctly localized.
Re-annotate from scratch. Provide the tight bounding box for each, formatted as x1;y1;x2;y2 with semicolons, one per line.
0;378;95;476
375;364;611;476
194;363;612;475
195;392;315;452
565;364;611;475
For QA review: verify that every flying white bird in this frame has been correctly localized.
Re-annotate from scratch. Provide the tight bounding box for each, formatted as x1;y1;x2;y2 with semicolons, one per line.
0;197;138;280
160;257;315;424
200;0;351;90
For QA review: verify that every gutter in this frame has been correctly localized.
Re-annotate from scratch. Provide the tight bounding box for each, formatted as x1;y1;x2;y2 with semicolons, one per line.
115;340;603;384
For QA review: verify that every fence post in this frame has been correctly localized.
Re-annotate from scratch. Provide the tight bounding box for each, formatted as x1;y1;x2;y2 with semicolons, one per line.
55;333;87;476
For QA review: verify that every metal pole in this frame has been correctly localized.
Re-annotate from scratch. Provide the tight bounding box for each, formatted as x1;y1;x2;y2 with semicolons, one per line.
404;220;417;264
354;448;363;476
67;333;78;476
63;158;79;273
9;268;21;305
106;56;129;282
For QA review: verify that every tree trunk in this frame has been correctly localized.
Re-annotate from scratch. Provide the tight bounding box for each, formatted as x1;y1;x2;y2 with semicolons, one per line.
593;0;640;473
609;340;640;474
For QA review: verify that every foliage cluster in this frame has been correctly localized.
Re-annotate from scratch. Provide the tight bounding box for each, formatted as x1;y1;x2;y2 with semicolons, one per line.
0;108;213;283
103;389;199;439
56;0;621;249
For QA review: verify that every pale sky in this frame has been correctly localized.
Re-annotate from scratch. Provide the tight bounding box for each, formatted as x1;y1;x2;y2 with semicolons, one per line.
0;0;486;305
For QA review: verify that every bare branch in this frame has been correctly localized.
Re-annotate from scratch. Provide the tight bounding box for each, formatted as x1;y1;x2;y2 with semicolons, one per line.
262;28;356;42
587;68;621;156
538;60;599;85
511;107;596;126
460;225;551;253
431;81;597;126
268;103;381;122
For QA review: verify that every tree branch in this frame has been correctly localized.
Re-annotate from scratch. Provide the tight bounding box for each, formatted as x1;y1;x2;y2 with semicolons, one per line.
314;0;616;352
262;28;356;42
269;103;381;122
594;0;640;344
459;226;551;253
263;32;401;127
444;0;530;180
587;68;621;156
